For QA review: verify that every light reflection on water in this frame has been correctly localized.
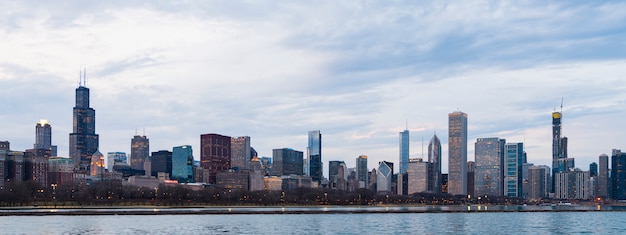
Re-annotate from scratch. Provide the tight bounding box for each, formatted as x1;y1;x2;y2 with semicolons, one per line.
0;211;624;234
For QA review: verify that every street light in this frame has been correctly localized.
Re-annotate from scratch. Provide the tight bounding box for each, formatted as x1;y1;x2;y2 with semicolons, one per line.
324;192;328;205
154;187;159;207
51;183;57;208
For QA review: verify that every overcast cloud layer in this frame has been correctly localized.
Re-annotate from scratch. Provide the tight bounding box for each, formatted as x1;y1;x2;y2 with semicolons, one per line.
2;1;626;175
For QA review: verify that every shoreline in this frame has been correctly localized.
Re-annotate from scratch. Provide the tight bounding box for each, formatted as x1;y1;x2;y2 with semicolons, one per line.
2;205;625;216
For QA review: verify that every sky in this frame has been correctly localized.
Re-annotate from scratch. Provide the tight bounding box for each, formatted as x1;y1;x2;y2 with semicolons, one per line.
1;1;626;177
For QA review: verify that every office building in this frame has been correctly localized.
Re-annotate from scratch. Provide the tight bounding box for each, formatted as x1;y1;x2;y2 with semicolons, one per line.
69;72;99;173
200;133;231;184
407;158;429;194
308;130;322;185
448;111;468;195
474;137;505;196
260;156;272;176
329;160;346;189
356;155;368;188
377;161;393;194
249;157;264;191
151;150;173;177
597;154;609;197
467;161;475;197
428;134;442;193
172;145;194;183
47;157;74;186
216;170;249;190
271;148;303;176
231;136;251;170
130;135;149;170
34;119;57;156
399;129;409;174
612;149;626;200
504;142;523;197
107;152;127;171
590;162;598;177
528;166;547;200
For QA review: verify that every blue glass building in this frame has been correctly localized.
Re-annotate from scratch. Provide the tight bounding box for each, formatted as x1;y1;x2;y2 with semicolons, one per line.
308;130;322;185
399;129;409;174
504;142;523;197
172;145;194;183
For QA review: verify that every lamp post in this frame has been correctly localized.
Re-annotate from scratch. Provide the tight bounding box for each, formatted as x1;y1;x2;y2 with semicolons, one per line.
324;192;328;205
51;183;57;208
154;187;159;207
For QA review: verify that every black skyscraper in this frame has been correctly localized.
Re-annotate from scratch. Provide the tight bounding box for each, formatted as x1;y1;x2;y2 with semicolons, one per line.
69;71;99;173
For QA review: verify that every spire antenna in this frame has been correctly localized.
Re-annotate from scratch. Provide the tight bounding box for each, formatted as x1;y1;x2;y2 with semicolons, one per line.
84;66;87;87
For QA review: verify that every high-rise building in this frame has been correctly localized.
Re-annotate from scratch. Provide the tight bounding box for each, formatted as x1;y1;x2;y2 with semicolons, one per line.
69;73;99;173
130;135;149;170
528;166;547;200
172;145;193;183
474;137;505;197
356;155;368;188
555;169;591;200
467;161;475;198
231;136;251;170
551;111;573;190
399;129;409;174
260;156;272;176
597;154;609;197
504;143;523;197
271;148;303;176
308;130;322;185
107;152;127;171
329;160;346;189
589;162;598;177
377;161;393;194
407;158;429;194
34;119;57;156
200;133;231;184
448;111;468;195
151;150;172;177
428;134;442;193
47;157;74;186
611;149;626;200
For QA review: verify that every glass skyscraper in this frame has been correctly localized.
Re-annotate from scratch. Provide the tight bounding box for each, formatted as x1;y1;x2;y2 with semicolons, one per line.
69;74;99;173
428;134;442;193
271;148;304;176
356;155;368;188
377;161;393;193
308;130;322;185
474;137;505;196
448;111;468;195
611;149;626;200
172;145;194;183
399;129;409;174
504;142;523;197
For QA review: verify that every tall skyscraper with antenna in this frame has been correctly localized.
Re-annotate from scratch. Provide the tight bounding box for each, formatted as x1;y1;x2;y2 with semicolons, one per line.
399;126;409;174
69;68;99;173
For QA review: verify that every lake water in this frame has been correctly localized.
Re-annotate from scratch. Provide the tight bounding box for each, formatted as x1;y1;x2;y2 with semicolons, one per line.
0;211;623;234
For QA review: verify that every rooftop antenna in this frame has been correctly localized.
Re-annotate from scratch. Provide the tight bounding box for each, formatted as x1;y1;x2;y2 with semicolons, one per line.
84;66;87;87
78;68;81;87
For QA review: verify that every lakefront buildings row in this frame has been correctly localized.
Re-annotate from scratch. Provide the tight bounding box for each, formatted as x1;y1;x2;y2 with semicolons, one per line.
2;75;625;202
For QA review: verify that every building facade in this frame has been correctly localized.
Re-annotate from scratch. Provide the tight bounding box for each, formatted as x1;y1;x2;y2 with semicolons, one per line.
69;76;99;173
377;161;393;194
504;143;523;197
399;129;409;174
271;148;304;176
611;149;626;200
308;130;322;185
151;150;173;177
356;155;368;189
474;137;505;197
230;136;251;170
448;111;468;195
130;135;149;170
428;134;442;193
597;154;609;198
200;133;231;184
172;145;194;183
407;158;429;194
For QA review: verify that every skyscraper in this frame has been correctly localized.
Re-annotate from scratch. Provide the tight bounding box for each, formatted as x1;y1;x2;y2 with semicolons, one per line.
35;119;51;150
356;155;368;188
407;158;428;194
329;160;346;189
200;133;231;184
130;135;149;170
611;149;626;200
399;129;409;174
504;142;523;197
597;154;609;197
377;161;393;193
428;134;442;193
308;130;322;185
271;148;303;176
151;150;173;177
474;137;505;196
231;136;251;170
448;111;468;195
107;152;127;171
528;166;547;200
172;145;194;183
69;72;99;173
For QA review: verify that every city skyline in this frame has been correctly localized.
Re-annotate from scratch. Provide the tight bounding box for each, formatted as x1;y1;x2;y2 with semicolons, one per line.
2;1;626;174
